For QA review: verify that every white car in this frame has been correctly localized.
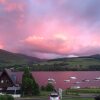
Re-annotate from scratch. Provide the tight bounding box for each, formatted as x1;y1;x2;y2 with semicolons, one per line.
49;92;60;100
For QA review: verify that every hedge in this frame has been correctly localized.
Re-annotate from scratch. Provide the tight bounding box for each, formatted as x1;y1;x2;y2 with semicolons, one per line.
0;95;14;100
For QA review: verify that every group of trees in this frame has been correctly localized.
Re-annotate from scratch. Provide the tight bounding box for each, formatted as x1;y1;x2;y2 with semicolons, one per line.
1;61;100;71
2;63;100;71
21;67;55;96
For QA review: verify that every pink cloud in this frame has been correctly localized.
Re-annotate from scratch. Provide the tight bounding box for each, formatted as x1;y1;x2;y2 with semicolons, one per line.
0;42;4;49
0;0;6;4
21;17;100;56
1;0;100;58
24;34;100;56
4;3;25;12
0;45;3;49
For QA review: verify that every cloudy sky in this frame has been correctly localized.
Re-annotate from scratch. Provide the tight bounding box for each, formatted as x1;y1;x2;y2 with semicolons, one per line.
0;0;100;59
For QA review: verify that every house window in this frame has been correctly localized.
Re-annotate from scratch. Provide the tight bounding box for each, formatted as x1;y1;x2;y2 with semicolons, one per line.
1;80;4;83
6;80;9;83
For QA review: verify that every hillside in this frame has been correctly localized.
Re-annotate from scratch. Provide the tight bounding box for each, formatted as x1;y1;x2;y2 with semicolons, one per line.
30;55;100;71
0;49;100;71
0;49;41;70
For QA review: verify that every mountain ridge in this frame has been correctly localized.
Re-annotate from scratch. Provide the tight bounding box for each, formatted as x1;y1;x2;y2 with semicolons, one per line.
0;49;100;71
48;54;100;61
0;49;41;69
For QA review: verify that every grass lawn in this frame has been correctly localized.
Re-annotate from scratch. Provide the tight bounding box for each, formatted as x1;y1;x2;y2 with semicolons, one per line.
62;98;94;100
66;88;100;94
40;91;95;100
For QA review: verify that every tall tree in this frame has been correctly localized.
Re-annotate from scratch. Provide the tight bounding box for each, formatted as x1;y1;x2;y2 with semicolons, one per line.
21;67;40;96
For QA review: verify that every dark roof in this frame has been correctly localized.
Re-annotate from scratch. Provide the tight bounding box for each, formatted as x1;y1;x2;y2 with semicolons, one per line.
0;69;16;86
0;72;2;76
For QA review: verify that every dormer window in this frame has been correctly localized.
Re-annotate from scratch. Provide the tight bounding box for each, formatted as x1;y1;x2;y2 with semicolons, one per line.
6;80;9;83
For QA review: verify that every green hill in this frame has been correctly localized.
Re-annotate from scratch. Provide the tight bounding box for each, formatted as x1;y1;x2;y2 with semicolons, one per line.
31;55;100;71
0;49;41;70
0;49;100;71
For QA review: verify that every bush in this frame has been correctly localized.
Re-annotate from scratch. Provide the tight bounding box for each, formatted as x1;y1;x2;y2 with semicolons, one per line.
41;86;46;91
0;95;4;100
0;95;14;100
6;95;14;100
45;83;55;91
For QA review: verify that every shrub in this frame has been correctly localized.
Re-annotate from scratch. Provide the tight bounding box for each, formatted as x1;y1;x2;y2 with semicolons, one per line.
41;86;46;91
6;95;14;100
45;83;55;91
0;95;14;100
0;95;4;100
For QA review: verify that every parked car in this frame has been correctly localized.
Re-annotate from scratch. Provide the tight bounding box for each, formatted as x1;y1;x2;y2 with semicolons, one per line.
49;92;60;100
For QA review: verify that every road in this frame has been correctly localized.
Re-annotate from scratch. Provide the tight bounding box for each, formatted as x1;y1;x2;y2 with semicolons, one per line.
15;94;97;100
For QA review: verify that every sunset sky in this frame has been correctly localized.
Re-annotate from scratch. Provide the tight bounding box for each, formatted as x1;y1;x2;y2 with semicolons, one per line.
0;0;100;59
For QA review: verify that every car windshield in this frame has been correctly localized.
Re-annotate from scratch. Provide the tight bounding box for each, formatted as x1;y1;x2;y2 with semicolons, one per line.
50;93;59;97
50;95;58;97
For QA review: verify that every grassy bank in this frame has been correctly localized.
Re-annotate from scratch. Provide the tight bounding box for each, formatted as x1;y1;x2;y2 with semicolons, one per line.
20;90;98;100
62;98;94;100
34;89;100;97
66;88;100;94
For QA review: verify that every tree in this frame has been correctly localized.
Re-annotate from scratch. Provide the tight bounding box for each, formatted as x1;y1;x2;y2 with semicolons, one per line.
45;83;55;91
33;82;40;95
31;76;40;95
21;67;40;96
41;85;45;91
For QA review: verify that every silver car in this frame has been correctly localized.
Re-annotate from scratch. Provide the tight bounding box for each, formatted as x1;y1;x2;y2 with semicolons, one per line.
49;92;60;100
